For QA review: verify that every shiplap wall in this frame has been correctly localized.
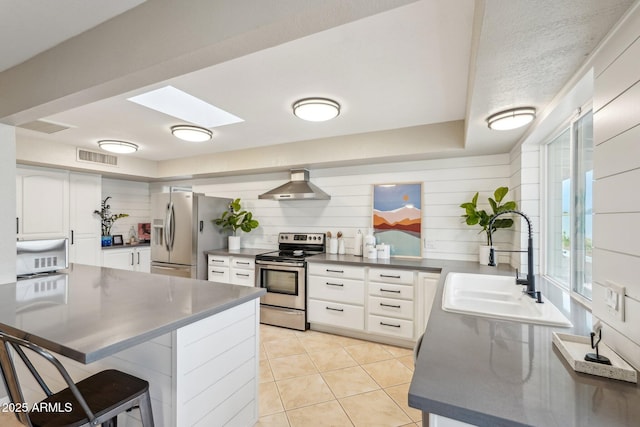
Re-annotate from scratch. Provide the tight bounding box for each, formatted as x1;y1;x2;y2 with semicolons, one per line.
101;178;151;240
591;3;640;370
189;154;516;263
509;143;541;273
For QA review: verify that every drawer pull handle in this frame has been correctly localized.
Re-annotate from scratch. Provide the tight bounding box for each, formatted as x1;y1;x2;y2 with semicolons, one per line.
380;321;401;328
236;273;250;277
380;303;401;309
326;269;344;273
211;270;225;274
380;288;401;293
211;259;225;263
326;282;344;287
237;261;250;265
380;274;401;279
326;306;344;312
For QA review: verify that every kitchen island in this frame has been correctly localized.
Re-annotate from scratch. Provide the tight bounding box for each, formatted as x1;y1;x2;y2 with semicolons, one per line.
0;263;265;427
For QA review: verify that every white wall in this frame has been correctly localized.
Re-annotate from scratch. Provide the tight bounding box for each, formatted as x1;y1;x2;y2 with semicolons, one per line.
590;3;640;370
101;178;151;239
189;154;515;262
0;125;16;284
509;143;541;274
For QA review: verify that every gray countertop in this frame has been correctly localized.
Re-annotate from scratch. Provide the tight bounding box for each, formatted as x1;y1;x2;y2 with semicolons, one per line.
307;253;474;272
0;264;265;364
205;248;271;257
408;263;640;427
102;242;150;250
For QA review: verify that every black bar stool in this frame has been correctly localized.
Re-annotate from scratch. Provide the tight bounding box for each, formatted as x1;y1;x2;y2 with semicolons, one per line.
0;331;154;427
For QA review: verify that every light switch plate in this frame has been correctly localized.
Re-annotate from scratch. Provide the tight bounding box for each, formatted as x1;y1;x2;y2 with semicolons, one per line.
605;280;625;322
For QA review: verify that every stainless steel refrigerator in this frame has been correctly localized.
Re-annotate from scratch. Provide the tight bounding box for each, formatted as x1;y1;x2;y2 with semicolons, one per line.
150;192;230;279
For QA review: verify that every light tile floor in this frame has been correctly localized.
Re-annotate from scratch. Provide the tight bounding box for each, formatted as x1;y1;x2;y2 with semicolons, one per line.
256;324;423;427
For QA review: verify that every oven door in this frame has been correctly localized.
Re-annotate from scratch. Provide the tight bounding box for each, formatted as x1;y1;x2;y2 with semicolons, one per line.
256;260;306;310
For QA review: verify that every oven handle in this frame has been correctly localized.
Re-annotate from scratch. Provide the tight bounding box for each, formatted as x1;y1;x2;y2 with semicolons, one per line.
255;259;305;268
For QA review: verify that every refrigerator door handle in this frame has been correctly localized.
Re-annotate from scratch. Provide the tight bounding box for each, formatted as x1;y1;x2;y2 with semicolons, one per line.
199;220;204;232
164;203;172;251
169;202;176;251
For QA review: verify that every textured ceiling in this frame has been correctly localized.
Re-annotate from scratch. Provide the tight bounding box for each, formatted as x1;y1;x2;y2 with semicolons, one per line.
1;0;636;169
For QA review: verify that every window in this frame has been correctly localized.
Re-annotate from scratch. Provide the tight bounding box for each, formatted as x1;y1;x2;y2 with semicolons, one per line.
545;109;593;301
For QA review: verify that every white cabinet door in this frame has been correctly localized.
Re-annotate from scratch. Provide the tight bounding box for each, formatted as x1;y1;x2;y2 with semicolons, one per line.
17;167;69;240
69;173;101;266
102;248;135;271
135;247;151;273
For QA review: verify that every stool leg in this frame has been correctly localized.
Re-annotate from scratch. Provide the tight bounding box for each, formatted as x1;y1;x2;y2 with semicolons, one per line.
138;391;155;427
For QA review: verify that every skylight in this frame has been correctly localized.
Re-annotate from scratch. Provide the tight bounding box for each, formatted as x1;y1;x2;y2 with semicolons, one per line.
127;86;243;128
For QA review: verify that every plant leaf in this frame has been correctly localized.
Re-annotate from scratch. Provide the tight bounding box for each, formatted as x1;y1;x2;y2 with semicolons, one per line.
488;198;498;214
494;186;508;203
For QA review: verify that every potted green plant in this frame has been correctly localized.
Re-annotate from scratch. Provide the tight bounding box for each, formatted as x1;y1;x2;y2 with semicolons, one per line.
460;187;517;264
213;198;259;250
94;196;129;246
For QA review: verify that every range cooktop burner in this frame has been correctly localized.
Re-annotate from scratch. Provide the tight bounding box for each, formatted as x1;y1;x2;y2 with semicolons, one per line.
255;232;326;262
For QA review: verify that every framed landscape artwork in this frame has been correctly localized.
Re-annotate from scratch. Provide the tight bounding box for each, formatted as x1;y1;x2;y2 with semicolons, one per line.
373;183;422;257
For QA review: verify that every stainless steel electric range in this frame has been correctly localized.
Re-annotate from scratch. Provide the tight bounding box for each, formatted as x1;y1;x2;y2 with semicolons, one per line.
255;232;325;330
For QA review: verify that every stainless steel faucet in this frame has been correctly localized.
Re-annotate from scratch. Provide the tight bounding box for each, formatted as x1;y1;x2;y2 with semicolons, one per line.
488;210;540;302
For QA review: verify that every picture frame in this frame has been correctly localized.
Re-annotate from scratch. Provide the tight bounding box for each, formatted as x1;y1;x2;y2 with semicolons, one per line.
112;234;124;246
138;223;151;242
373;182;422;257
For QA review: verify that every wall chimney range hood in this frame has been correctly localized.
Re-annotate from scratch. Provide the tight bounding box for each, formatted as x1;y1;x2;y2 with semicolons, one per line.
259;169;330;200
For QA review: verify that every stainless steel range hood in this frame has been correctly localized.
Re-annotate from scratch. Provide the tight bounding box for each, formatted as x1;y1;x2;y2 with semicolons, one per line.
259;169;330;200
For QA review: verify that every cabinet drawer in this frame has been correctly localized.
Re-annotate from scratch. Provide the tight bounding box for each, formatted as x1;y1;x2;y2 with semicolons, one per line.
367;314;414;340
368;296;414;320
369;268;414;285
308;276;364;305
231;257;255;270
308;263;365;280
368;282;414;300
308;299;364;330
231;269;255;287
208;255;230;267
208;266;230;282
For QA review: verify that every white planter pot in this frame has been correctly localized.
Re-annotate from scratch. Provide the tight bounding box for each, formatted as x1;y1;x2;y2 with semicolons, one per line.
479;245;497;266
228;235;241;250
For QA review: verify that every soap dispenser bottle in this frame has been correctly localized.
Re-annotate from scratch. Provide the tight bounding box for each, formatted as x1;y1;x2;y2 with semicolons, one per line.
364;228;376;258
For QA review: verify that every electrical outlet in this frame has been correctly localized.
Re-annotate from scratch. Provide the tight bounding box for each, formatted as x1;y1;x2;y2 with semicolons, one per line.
605;280;625;322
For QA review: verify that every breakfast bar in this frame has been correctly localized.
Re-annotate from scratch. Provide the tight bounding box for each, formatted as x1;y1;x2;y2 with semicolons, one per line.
0;263;265;426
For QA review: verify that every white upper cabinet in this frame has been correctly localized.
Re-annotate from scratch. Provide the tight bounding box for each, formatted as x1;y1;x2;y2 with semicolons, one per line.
17;166;102;266
16;167;69;240
69;173;102;266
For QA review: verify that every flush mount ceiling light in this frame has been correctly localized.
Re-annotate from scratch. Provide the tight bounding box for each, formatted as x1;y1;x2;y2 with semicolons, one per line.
97;140;138;154
171;125;213;142
486;107;536;131
293;98;340;122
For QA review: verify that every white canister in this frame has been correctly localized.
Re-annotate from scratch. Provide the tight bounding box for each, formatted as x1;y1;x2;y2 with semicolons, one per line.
376;244;390;259
354;230;363;256
338;238;346;255
366;246;378;259
364;229;376;255
328;237;339;254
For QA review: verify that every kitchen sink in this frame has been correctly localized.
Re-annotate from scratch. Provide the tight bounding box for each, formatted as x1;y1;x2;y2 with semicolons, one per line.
442;272;572;327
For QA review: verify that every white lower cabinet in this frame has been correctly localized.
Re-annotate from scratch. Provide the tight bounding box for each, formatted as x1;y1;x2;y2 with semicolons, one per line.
367;267;416;340
308;300;365;330
208;255;255;286
102;247;150;272
308;263;365;331
230;257;255;287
